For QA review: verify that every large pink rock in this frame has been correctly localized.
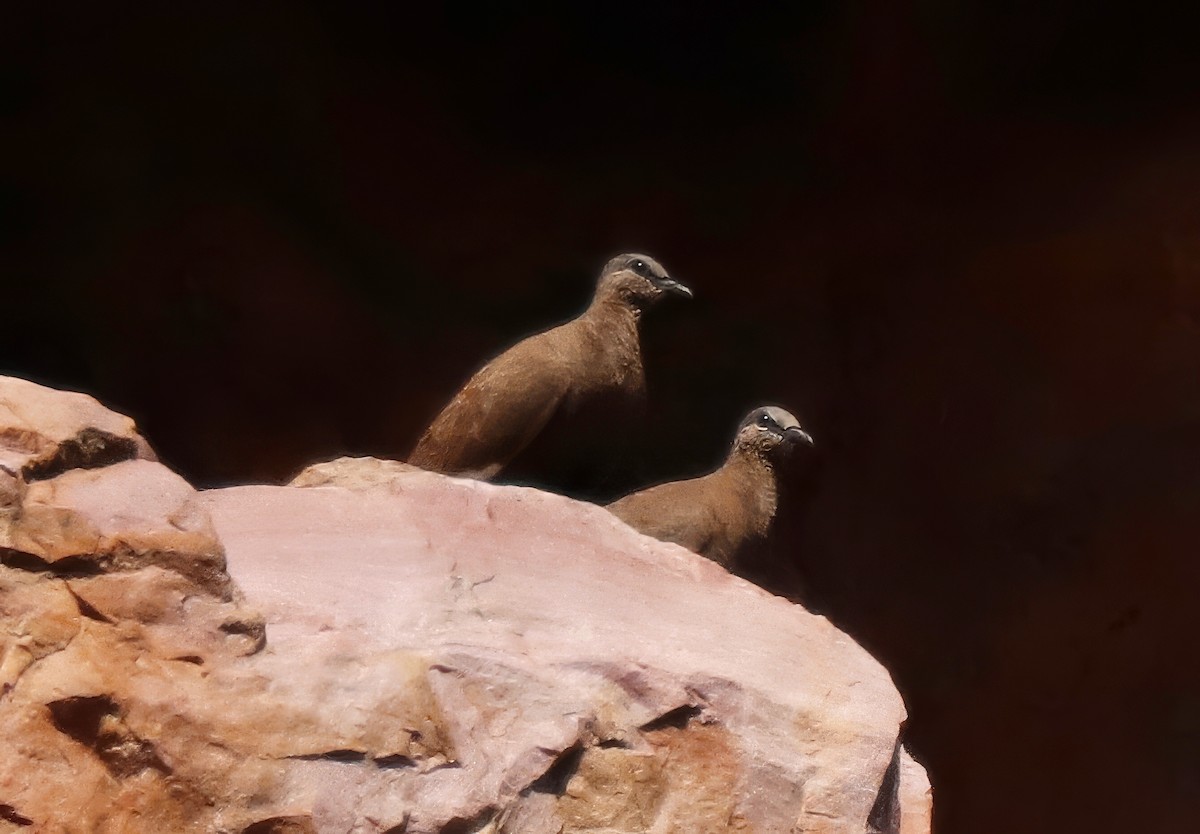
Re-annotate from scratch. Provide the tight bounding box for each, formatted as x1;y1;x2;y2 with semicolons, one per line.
203;457;927;832
0;373;931;833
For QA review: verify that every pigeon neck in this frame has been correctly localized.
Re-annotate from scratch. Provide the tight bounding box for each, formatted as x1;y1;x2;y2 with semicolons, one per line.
585;287;644;328
726;440;776;472
720;443;780;525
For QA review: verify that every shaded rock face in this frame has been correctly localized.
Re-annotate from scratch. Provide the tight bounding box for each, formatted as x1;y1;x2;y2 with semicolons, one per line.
0;382;929;833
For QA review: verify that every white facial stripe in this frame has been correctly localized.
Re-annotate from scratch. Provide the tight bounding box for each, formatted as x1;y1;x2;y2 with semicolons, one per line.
762;407;800;431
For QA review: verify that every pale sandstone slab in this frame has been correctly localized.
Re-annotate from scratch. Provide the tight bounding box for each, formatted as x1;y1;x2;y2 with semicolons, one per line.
288;455;422;489
195;463;926;833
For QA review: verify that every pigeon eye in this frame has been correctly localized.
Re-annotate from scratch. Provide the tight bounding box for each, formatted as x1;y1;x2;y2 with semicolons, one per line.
755;414;774;430
632;259;646;271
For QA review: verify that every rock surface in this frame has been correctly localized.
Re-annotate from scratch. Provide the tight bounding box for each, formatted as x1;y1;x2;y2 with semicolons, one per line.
0;383;930;833
0;376;156;483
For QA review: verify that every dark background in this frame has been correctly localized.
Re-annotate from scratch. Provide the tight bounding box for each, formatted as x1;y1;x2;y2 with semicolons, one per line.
4;3;1200;832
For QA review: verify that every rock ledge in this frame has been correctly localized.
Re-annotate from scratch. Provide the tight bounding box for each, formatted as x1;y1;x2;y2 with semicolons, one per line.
0;381;931;833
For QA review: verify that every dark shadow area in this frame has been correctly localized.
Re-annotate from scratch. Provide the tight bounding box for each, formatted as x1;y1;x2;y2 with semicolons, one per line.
47;695;170;778
4;4;1200;832
524;744;585;796
0;803;33;827
639;704;704;733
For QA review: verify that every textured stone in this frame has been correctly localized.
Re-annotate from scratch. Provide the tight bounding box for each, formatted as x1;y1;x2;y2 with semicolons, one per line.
289;455;423;490
900;749;934;834
5;459;232;601
0;471;265;833
0;375;929;833
0;375;155;482
199;466;929;833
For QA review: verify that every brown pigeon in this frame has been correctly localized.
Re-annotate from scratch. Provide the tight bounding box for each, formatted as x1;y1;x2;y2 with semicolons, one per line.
607;406;814;568
409;254;691;484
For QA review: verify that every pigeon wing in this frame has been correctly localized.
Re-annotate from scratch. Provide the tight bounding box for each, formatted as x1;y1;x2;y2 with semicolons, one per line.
409;336;569;479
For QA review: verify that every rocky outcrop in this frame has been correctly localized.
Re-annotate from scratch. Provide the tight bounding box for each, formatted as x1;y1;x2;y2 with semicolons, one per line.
0;382;264;832
0;376;156;483
0;379;930;833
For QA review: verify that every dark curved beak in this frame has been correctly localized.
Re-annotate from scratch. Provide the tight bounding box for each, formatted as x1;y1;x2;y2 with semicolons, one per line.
656;278;693;299
785;427;814;446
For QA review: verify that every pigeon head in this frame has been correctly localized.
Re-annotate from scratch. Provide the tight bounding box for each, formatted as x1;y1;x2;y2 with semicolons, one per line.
596;253;692;308
734;406;814;460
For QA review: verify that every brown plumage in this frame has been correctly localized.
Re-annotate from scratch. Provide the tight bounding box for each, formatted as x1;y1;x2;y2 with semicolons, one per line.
606;406;814;568
408;254;691;482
